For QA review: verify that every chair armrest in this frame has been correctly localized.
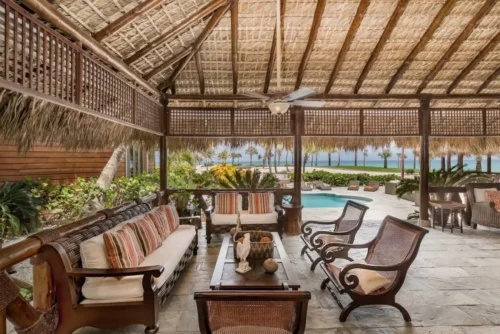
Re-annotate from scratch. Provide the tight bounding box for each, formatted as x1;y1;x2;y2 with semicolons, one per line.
301;220;337;236
338;261;407;292
320;241;373;263
67;265;164;278
309;227;358;249
179;216;201;227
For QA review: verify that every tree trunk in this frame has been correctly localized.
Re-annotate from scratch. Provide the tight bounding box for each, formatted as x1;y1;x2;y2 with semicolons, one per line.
249;154;253;166
337;153;341;166
384;157;388;169
401;148;405;179
303;154;309;173
446;152;452;171
413;155;416;170
476;156;482;172
285;150;290;172
354;149;358;166
363;155;366;166
441;156;445;171
328;153;331;166
274;144;278;173
315;154;318;166
487;154;492;174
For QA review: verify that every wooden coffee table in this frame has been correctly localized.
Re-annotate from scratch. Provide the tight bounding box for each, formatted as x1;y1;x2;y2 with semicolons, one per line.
210;232;300;290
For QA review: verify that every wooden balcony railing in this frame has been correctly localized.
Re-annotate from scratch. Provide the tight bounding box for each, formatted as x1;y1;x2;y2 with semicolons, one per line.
0;0;162;135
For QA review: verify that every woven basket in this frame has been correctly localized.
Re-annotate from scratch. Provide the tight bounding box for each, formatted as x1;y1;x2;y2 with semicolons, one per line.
233;231;274;260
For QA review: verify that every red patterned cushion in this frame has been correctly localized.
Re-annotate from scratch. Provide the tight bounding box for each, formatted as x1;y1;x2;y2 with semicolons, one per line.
215;193;238;214
145;209;170;240
103;226;144;279
160;203;180;232
128;218;162;256
249;193;272;214
486;190;500;210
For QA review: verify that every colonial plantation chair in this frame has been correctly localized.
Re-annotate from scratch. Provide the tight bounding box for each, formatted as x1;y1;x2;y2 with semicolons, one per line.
195;286;311;334
300;201;369;270
319;216;428;322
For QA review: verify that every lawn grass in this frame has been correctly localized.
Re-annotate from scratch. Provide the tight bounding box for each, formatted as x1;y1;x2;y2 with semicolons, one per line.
324;165;419;174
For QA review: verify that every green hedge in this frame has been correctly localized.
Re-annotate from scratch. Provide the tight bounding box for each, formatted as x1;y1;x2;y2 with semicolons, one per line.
294;171;400;187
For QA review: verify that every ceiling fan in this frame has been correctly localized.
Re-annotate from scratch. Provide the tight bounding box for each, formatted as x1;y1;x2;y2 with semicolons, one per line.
240;88;326;114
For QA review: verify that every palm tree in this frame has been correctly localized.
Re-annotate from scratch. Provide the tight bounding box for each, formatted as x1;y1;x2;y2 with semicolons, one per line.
202;147;214;170
264;144;273;173
303;145;316;173
235;153;242;164
363;149;368;166
354;148;358;166
258;154;264;167
378;148;392;169
217;150;229;163
396;153;401;168
476;155;482;172
245;146;258;166
230;152;239;164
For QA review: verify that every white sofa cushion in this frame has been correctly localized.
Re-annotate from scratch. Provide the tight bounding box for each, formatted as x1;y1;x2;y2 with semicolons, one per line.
474;188;497;202
81;224;196;302
212;210;278;225
211;213;238;226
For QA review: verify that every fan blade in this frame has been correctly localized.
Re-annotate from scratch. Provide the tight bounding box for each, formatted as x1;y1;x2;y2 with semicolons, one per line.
292;100;326;108
282;87;316;101
241;92;271;101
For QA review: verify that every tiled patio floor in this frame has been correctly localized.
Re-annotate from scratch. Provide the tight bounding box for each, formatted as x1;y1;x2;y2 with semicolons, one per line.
78;219;500;334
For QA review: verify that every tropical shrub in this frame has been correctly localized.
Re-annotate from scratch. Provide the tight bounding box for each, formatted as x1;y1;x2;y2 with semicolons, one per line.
0;181;39;237
299;171;399;187
210;163;238;185
106;171;160;207
217;169;278;189
405;168;415;175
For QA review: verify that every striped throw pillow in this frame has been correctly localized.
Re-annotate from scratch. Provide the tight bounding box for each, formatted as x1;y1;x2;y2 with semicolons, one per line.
145;209;170;240
103;225;144;279
128;218;162;256
249;193;272;214
162;203;180;232
486;190;500;210
215;193;238;214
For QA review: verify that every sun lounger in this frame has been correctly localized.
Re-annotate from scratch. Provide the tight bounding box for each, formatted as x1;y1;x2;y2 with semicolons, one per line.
316;180;332;190
347;181;360;191
364;181;380;192
301;180;313;191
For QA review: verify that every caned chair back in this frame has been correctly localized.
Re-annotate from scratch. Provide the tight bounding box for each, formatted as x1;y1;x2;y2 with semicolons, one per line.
195;290;311;334
334;200;368;243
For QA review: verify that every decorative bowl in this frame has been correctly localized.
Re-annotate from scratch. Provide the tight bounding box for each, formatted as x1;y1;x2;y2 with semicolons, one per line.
233;231;274;260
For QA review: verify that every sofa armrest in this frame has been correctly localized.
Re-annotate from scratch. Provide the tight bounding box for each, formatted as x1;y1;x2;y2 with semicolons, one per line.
275;204;284;215
204;206;214;216
67;265;164;278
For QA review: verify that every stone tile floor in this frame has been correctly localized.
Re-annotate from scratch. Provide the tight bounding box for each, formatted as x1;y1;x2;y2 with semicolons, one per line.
78;218;500;334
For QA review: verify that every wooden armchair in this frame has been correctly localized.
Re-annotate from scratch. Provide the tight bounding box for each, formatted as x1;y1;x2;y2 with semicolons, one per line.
319;216;428;322
300;200;368;270
195;287;311;334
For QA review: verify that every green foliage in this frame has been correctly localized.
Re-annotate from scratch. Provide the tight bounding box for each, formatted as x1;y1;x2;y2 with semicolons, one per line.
217;169;278;189
407;210;420;220
210;163;238;185
300;170;399;187
106;171;160;207
0;181;39;237
405;168;415;175
20;286;33;301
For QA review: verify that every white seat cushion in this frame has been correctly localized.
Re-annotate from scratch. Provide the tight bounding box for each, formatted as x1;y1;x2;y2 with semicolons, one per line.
211;213;238;226
474;188;497;202
240;211;278;225
81;224;196;302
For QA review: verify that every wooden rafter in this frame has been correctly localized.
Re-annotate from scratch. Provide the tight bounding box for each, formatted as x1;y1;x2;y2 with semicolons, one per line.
447;32;500;94
195;51;205;94
92;0;163;41
324;0;370;93
295;0;326;90
231;0;238;94
354;0;410;94
384;0;456;94
143;47;191;80
124;0;228;65
416;0;496;93
159;3;232;91
477;67;500;93
264;0;286;93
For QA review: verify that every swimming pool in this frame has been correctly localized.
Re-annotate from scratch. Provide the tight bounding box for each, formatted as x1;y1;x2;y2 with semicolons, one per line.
295;193;372;208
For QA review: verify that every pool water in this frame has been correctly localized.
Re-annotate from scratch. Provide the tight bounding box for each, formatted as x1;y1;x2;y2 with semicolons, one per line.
295;193;372;208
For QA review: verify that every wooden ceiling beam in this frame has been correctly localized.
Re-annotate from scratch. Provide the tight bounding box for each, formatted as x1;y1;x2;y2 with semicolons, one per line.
167;93;500;101
143;47;191;80
325;0;370;93
195;51;205;94
264;0;286;94
416;0;496;93
295;0;327;90
385;0;456;94
231;1;239;94
159;2;232;91
477;67;500;93
354;0;410;94
447;32;500;94
124;0;228;65
93;0;163;41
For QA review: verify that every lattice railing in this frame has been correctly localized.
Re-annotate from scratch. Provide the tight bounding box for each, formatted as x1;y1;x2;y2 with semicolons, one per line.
167;108;293;137
0;0;162;135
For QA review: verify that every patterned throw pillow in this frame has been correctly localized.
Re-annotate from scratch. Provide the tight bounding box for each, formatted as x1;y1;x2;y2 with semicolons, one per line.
249;193;272;214
103;226;144;279
162;203;180;232
128;218;162;256
486;190;500;210
215;193;238;214
145;209;170;240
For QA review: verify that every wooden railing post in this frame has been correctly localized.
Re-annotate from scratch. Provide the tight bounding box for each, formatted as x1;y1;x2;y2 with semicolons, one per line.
419;97;431;227
32;256;54;312
75;42;83;105
293;107;302;206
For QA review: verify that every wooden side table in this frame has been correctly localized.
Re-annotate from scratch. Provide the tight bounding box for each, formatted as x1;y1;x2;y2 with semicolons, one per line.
282;203;304;235
430;200;467;233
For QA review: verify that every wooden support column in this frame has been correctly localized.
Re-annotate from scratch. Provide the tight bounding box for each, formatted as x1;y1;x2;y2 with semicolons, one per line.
441;156;445;171
160;98;168;191
0;308;6;334
487;154;492;174
293;108;302;206
457;153;464;169
446;152;452;171
419;97;431;227
32;257;54;312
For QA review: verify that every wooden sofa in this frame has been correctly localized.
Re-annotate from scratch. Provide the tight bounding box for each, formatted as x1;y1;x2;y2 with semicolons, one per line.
35;193;198;334
205;191;285;243
465;183;500;229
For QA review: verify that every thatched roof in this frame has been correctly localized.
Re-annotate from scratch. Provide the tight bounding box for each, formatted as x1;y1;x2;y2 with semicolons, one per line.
52;0;500;108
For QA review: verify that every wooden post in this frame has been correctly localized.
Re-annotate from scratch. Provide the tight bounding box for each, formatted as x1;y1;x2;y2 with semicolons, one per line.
440;156;445;171
457;153;464;169
32;259;54;311
159;98;168;191
446;152;452;171
0;309;6;334
293;108;302;206
487;154;492;174
419;97;431;227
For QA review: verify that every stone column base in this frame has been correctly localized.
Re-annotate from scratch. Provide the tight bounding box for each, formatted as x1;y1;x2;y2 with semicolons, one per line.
419;219;430;228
